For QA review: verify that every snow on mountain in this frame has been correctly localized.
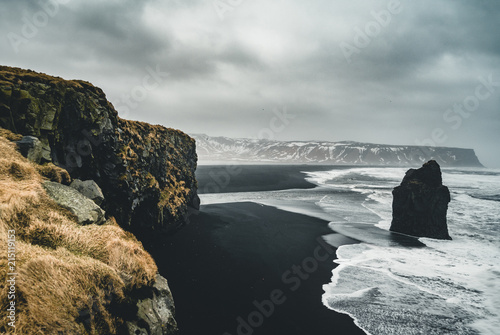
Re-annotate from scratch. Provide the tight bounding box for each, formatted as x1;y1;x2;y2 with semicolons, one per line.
191;134;484;167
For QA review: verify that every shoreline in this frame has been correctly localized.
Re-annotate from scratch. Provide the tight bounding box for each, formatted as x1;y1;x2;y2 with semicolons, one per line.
195;165;339;194
149;202;365;335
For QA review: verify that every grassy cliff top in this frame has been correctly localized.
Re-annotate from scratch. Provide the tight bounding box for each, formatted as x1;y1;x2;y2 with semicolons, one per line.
0;65;193;140
0;128;158;334
0;65;95;91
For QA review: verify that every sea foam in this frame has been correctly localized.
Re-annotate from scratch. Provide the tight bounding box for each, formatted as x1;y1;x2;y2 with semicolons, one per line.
317;167;500;335
200;166;500;334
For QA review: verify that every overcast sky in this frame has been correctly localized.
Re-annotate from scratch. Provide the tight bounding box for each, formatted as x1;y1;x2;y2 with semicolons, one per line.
1;0;499;166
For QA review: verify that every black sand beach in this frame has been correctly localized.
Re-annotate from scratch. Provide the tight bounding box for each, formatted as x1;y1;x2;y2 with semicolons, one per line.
148;165;366;334
150;202;365;335
196;165;339;194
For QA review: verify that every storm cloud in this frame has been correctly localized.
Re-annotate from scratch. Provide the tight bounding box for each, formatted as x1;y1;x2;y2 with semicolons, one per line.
1;0;499;166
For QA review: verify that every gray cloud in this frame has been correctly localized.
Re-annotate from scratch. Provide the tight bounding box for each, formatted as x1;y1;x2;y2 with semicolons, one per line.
1;0;499;166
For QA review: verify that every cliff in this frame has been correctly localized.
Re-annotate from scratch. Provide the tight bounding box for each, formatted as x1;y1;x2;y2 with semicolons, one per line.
0;65;201;334
0;130;177;334
193;134;484;167
0;66;199;237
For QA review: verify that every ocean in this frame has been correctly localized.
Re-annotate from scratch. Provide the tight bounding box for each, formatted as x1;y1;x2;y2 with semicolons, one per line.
201;166;500;335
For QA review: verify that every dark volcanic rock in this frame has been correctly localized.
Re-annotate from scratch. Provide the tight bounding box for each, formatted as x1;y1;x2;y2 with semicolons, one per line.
16;135;44;163
0;66;198;237
124;274;179;335
390;160;452;240
0;66;193;335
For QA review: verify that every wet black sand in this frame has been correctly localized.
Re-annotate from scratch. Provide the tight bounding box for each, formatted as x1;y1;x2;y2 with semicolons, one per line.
150;202;366;335
195;165;341;194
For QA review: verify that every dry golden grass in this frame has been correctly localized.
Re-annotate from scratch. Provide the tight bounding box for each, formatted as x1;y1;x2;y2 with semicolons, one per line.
36;163;72;185
0;134;158;334
0;128;22;142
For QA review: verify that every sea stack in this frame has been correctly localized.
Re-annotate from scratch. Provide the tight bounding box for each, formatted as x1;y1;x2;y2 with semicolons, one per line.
390;160;452;240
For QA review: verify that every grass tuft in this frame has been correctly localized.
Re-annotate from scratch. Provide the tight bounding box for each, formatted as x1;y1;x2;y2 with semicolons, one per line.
36;163;72;185
0;133;158;334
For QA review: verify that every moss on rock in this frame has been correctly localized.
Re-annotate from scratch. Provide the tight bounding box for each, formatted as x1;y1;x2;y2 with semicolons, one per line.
0;65;199;237
0;133;177;334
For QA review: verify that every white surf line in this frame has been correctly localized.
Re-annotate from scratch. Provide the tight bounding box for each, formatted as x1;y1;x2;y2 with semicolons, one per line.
331;243;478;304
360;198;390;229
323;262;376;335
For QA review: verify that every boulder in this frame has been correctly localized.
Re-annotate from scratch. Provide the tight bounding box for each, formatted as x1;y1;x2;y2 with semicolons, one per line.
16;136;44;164
43;181;106;225
70;179;105;206
39;137;53;162
390;160;452;240
124;274;179;335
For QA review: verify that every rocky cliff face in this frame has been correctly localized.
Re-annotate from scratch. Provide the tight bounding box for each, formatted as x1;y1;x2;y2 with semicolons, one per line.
390;160;452;240
0;130;178;334
0;66;198;237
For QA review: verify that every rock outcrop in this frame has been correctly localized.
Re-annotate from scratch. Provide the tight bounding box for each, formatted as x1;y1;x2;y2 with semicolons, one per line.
43;181;106;225
124;274;179;335
390;160;452;240
0;130;179;334
15;135;46;164
0;66;198;237
70;179;105;206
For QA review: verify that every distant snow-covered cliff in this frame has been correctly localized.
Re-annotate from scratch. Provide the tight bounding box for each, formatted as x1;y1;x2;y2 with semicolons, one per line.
192;134;483;167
